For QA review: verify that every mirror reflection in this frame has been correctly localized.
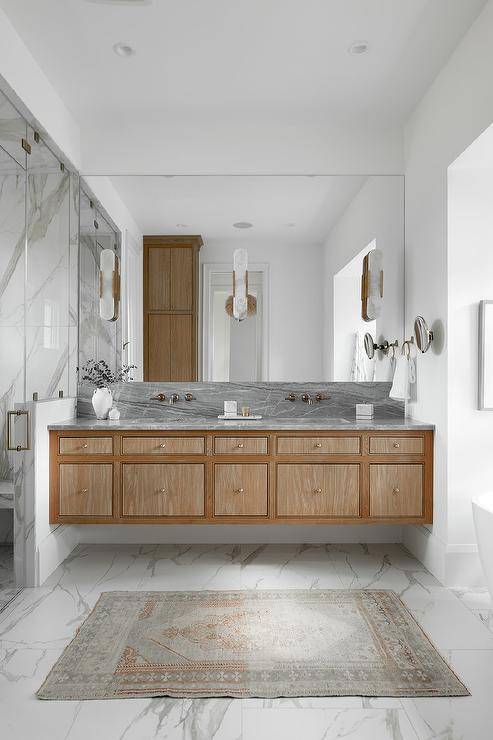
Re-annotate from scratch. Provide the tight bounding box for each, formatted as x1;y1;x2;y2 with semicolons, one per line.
78;175;404;383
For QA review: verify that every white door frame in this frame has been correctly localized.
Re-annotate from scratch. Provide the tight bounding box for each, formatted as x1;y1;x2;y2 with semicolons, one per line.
201;262;270;381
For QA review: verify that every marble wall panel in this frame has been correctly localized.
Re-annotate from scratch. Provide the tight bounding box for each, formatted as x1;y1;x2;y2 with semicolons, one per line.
77;381;404;420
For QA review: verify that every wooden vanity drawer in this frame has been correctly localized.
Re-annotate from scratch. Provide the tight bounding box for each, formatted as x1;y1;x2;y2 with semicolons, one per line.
277;436;360;455
59;437;113;455
122;436;205;455
370;464;423;517
277;464;360;517
369;436;424;455
122;464;205;516
214;437;268;455
214;464;268;516
59;464;113;516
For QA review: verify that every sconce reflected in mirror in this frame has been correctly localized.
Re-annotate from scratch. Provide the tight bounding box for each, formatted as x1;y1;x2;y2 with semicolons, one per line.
361;248;383;321
414;316;434;353
99;248;120;321
364;332;398;360
225;248;257;321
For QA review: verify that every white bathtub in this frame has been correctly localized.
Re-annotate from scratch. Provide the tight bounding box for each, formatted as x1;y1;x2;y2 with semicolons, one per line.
472;493;493;597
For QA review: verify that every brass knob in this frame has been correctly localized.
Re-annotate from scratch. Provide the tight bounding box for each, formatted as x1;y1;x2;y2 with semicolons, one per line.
237;443;244;448
314;487;323;494
82;443;88;449
393;442;400;448
234;488;245;494
393;487;400;494
315;443;322;448
159;443;166;448
160;488;168;494
80;488;88;494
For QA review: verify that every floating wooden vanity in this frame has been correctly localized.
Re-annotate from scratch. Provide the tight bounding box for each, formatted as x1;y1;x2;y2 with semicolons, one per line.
49;428;433;525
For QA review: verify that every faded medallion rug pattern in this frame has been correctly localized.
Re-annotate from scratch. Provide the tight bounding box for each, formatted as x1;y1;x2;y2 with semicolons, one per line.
37;589;469;700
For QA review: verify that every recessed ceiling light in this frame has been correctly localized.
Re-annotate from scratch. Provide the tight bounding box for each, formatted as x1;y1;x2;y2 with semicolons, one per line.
176;223;189;228
348;40;369;55
113;42;135;57
233;222;253;229
287;223;296;227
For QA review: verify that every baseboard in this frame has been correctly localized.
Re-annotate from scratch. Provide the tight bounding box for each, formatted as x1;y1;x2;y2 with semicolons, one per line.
77;524;403;545
36;525;79;586
403;525;486;587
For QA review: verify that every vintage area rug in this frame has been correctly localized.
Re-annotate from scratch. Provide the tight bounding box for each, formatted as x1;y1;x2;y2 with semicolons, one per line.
37;589;469;700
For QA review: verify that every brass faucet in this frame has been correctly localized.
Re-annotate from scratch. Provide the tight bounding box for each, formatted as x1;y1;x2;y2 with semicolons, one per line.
168;393;179;405
301;393;313;405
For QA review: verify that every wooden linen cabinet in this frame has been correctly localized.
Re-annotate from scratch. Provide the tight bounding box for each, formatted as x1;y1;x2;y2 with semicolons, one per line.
143;235;202;381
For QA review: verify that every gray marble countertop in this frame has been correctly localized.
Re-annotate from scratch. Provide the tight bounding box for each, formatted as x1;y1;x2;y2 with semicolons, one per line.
48;416;434;431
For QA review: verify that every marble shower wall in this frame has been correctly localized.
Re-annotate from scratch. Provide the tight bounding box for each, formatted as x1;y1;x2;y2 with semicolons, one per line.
78;187;121;376
77;381;404;419
0;89;79;483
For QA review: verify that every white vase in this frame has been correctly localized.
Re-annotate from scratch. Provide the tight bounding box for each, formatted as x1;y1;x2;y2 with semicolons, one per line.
92;387;113;419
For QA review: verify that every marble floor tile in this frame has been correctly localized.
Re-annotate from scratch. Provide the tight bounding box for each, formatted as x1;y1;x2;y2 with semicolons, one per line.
242;707;419;740
0;543;491;740
401;650;493;740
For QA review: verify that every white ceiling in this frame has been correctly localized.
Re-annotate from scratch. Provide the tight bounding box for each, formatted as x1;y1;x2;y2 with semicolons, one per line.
106;174;371;241
0;0;486;131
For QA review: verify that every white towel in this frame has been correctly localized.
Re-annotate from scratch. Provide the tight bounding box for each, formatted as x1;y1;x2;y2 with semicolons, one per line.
389;354;410;400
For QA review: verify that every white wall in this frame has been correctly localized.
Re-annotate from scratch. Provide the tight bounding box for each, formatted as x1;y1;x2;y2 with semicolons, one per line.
403;0;493;585
322;176;404;382
448;167;493;548
0;8;81;169
201;239;324;381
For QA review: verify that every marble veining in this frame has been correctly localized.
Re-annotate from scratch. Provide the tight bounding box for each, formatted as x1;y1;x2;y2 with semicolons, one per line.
77;381;405;421
0;543;491;739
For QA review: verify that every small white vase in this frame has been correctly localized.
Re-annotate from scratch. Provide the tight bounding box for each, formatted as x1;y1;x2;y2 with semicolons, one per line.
92;387;113;419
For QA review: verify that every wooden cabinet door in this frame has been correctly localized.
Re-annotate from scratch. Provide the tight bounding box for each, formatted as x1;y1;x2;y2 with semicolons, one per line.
148;247;170;310
147;314;171;380
277;464;360;517
369;464;423;517
170;314;193;380
214;464;268;516
170;247;193;310
122;464;205;516
59;464;113;516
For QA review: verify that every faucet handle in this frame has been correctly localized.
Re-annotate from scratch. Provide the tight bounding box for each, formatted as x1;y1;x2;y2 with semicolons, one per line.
168;393;179;405
184;393;196;401
284;393;297;402
315;393;330;402
151;393;166;402
301;393;313;404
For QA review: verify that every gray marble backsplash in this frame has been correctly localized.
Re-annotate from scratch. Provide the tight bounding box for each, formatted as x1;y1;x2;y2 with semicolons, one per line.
77;381;404;420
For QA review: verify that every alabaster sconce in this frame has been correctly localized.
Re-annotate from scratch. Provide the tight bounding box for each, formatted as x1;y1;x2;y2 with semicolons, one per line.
225;248;257;321
99;248;120;322
361;247;383;322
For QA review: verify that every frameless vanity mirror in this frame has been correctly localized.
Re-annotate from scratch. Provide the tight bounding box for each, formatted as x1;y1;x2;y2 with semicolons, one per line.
78;175;404;383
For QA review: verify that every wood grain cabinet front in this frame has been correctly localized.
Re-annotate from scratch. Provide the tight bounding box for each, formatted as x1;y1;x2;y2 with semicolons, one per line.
276;464;360;517
369;464;423;517
213;437;268;455
122;436;205;455
369;436;424;455
214;464;268;516
277;437;360;455
122;464;205;516
59;437;113;455
59;464;113;516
